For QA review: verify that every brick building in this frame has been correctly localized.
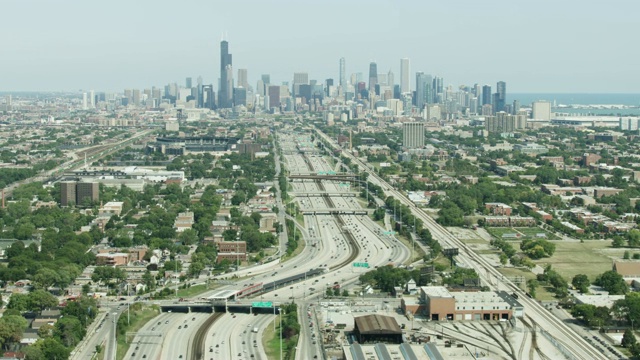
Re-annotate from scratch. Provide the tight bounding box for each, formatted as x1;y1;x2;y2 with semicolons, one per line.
407;286;523;321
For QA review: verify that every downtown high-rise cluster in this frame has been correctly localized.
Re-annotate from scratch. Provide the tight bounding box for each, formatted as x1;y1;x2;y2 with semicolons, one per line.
79;39;516;119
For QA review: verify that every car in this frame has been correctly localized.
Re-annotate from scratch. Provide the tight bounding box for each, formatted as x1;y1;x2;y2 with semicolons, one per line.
184;324;188;328
165;320;169;324
131;353;135;357
178;326;182;329
179;356;183;359
216;344;219;348
242;340;245;344
142;356;146;359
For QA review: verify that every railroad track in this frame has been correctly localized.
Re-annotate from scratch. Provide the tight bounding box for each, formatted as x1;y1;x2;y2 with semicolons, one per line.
190;312;223;360
314;128;606;359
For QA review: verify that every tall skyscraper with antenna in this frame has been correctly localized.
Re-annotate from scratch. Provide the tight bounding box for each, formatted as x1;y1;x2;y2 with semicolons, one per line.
218;38;233;108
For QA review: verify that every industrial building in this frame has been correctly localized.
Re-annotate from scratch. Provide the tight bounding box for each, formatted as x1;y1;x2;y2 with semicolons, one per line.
401;287;523;321
352;314;403;344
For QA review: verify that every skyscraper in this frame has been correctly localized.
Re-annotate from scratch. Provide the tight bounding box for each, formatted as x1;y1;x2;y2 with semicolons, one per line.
387;70;394;89
197;76;204;108
237;69;248;89
403;122;425;149
218;40;233;108
185;77;192;89
400;58;410;93
339;57;346;87
368;62;378;93
261;74;271;85
415;72;433;110
495;81;506;113
482;85;492;106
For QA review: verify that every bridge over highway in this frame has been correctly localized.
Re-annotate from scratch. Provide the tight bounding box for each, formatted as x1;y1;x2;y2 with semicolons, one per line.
289;174;360;183
301;209;370;215
160;301;281;315
289;191;356;197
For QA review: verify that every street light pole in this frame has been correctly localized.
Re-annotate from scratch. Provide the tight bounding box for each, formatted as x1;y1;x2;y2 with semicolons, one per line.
280;308;285;360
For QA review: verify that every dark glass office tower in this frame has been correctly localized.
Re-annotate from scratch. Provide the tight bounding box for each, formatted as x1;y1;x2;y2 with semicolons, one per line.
218;40;233;108
368;62;378;94
495;81;506;112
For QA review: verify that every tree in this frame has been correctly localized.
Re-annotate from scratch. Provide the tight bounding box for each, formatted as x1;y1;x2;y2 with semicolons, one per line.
0;314;28;350
27;290;59;313
33;268;61;290
35;337;70;359
622;328;637;348
572;274;591;294
527;279;539;298
595;270;629;295
37;323;54;339
22;345;45;360
53;316;85;347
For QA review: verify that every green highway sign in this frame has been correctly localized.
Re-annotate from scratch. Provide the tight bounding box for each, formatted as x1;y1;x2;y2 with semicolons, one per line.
353;262;370;268
252;301;273;308
383;231;396;235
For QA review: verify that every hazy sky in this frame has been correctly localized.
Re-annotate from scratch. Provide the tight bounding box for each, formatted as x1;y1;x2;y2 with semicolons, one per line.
2;0;639;93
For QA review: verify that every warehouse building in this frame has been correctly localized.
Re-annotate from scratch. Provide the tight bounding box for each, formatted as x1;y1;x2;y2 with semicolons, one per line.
353;314;403;344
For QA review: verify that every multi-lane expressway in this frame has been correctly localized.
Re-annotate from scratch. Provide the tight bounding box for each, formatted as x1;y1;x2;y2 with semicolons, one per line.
103;131;411;359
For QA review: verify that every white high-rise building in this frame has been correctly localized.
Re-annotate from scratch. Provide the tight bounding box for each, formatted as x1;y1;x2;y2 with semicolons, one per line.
403;122;424;149
400;58;410;93
89;90;95;108
82;92;87;110
532;101;552;121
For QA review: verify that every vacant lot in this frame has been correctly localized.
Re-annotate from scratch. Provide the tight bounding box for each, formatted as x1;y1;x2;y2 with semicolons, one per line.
533;240;613;281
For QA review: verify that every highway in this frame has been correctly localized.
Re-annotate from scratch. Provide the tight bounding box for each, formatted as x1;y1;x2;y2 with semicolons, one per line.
73;129;411;359
205;312;272;360
314;126;608;360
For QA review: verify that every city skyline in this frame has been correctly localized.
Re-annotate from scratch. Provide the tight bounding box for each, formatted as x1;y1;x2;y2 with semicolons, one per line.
1;0;639;93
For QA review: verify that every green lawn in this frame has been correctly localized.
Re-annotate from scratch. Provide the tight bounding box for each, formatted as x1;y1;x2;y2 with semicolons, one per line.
515;227;560;240
264;316;298;360
176;282;218;298
281;229;306;263
486;227;521;239
533;240;614;281
486;227;559;240
115;305;160;360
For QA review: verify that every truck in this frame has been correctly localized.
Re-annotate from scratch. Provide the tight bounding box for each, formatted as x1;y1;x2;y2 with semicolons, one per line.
252;327;258;333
